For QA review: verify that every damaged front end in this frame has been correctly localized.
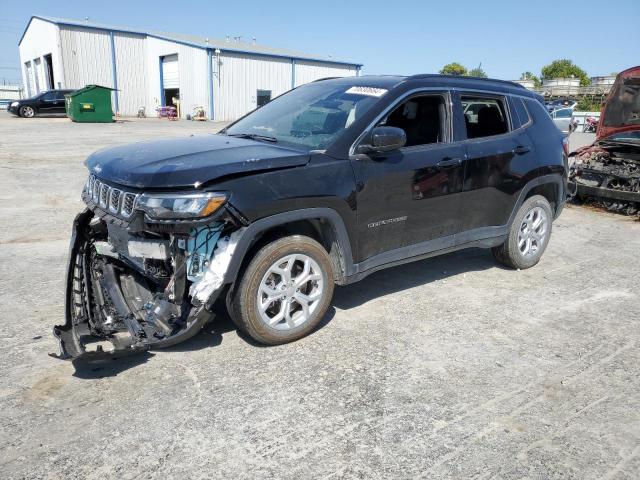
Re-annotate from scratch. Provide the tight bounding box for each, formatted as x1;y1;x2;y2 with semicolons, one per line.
53;175;246;360
569;143;640;215
569;66;640;216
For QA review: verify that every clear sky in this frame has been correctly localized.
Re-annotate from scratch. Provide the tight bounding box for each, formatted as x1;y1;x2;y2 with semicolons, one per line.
1;0;638;85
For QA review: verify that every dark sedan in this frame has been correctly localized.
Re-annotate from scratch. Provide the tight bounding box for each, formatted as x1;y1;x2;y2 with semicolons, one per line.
8;89;74;118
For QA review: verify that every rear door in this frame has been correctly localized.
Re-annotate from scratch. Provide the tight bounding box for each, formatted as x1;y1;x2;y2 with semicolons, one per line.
52;91;68;113
455;93;536;239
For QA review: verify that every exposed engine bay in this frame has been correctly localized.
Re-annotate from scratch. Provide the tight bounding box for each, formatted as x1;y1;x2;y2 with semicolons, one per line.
569;143;640;216
568;67;640;217
53;207;245;360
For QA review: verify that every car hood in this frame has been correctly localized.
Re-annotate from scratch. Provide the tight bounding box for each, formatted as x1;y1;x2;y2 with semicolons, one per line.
597;66;640;141
85;134;310;189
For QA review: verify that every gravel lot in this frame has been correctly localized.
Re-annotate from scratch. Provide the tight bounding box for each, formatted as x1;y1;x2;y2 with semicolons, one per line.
1;115;638;479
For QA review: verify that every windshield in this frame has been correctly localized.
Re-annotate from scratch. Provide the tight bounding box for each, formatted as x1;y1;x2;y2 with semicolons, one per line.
225;82;386;151
602;131;640;144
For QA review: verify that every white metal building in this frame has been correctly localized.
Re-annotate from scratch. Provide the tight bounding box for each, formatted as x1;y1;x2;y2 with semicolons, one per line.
18;16;362;120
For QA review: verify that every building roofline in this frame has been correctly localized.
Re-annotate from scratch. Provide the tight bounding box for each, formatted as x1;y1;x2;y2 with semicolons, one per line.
20;15;363;67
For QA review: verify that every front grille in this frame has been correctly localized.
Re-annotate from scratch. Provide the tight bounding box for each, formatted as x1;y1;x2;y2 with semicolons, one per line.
122;193;137;217
85;174;138;219
109;189;122;213
99;184;109;208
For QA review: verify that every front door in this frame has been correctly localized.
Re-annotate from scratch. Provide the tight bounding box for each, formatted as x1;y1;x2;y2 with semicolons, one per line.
350;92;466;262
39;91;58;113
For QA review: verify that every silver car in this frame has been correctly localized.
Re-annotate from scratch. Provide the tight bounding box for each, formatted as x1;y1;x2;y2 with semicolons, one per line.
550;107;574;135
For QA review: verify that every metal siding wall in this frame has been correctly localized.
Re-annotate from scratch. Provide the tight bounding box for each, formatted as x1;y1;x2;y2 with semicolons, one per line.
214;52;291;121
179;47;209;119
114;32;147;116
294;60;357;87
59;26;113;90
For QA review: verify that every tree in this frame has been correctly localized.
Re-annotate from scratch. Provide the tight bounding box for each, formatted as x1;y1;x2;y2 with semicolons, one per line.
576;97;602;112
440;62;467;76
520;71;541;89
541;59;590;87
468;66;488;78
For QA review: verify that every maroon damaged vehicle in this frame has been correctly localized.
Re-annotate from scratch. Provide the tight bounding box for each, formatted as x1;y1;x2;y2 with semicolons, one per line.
569;66;640;215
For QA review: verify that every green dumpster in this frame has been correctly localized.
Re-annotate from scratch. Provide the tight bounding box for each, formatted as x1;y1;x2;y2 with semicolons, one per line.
65;85;115;123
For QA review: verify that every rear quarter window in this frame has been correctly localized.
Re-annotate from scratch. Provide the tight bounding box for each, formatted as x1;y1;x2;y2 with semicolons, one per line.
524;98;556;126
511;97;531;127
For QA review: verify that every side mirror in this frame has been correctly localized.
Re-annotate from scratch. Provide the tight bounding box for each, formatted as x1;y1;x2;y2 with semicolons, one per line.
359;126;406;154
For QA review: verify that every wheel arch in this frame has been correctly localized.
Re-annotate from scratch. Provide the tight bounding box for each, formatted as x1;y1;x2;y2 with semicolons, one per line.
224;208;355;287
510;174;566;224
20;104;37;116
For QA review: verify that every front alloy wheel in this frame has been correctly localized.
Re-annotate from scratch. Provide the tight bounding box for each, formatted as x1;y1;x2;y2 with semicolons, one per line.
20;105;35;118
257;254;324;330
232;235;334;345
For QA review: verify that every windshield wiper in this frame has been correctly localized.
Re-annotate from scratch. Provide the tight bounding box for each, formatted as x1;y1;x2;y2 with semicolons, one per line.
227;133;278;143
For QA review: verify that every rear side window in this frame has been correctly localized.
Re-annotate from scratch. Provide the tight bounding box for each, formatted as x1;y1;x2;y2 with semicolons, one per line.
462;96;509;139
512;98;531;127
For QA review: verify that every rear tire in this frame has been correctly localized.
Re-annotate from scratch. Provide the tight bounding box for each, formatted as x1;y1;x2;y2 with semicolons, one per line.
492;195;553;269
231;235;334;345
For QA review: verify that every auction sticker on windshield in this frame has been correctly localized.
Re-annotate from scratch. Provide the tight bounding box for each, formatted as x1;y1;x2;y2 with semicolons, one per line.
345;86;388;97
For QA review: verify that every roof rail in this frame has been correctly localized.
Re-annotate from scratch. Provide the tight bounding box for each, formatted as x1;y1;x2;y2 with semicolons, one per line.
311;77;342;83
406;74;526;89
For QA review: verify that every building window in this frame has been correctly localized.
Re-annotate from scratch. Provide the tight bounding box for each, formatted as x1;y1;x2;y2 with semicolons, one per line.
257;90;271;107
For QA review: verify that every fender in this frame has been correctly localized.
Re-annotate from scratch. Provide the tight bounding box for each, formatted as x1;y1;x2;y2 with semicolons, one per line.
508;173;567;223
223;207;356;284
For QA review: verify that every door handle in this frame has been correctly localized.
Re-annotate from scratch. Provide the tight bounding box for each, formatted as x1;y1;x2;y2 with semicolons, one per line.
513;146;530;155
436;157;462;168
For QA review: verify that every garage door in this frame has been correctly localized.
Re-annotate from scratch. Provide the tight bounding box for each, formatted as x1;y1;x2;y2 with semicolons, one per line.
25;61;36;97
34;58;46;93
162;55;179;89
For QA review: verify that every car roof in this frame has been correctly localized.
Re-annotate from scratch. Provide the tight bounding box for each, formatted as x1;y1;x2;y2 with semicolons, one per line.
316;74;540;100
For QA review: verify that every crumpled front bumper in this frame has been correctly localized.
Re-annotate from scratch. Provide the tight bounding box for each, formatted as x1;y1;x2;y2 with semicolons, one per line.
51;209;225;360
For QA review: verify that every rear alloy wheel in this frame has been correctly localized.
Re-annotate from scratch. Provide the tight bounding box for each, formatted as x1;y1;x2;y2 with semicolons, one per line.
232;235;334;345
19;105;35;118
492;195;553;269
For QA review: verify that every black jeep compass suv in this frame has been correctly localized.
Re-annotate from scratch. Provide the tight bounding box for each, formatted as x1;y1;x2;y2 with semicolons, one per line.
55;75;568;359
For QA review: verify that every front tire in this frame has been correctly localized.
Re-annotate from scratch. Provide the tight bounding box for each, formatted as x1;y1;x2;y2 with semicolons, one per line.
231;235;334;345
19;105;35;118
492;195;553;269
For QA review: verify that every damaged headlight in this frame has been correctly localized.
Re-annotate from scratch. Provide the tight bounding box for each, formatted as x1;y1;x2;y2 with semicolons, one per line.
137;192;226;219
